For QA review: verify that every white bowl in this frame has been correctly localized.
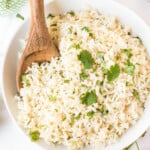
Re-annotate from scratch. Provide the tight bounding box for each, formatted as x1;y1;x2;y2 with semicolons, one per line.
2;0;150;150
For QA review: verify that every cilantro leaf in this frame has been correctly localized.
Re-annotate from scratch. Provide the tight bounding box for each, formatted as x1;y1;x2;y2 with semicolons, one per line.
141;131;147;137
21;74;30;86
29;130;40;142
70;115;75;125
89;32;94;38
75;44;81;49
135;141;140;150
70;113;82;124
87;111;95;119
123;143;134;150
136;36;143;45
81;90;97;106
69;43;81;50
96;80;104;86
107;64;120;82
64;79;70;83
97;51;104;61
48;95;56;101
122;49;132;58
123;141;140;150
124;60;135;75
78;50;94;69
80;70;88;80
16;13;24;20
81;26;94;38
81;26;90;32
68;10;75;16
68;26;73;33
101;67;108;75
75;113;82;120
99;105;109;115
126;81;132;86
132;89;140;101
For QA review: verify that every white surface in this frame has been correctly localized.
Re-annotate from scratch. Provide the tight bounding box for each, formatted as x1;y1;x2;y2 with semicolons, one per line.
0;0;150;150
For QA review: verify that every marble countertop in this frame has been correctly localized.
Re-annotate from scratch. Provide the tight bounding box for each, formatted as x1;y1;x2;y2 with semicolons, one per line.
0;0;150;150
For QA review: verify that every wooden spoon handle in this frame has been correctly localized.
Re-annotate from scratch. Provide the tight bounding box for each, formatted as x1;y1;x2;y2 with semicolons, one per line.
26;0;51;55
30;0;46;30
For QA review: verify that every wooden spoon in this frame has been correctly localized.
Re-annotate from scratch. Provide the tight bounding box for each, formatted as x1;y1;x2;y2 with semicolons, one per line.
16;0;59;91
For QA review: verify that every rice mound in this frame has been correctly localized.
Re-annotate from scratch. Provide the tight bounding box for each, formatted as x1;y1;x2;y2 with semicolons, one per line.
15;9;150;150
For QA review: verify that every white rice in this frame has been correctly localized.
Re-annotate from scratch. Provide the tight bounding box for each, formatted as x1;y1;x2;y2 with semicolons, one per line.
15;9;150;150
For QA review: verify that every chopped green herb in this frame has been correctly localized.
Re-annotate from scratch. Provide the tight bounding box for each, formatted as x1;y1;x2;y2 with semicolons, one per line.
70;38;73;41
87;111;95;119
16;13;24;20
73;89;75;94
93;65;98;72
132;89;140;101
81;26;90;32
99;41;103;44
141;131;147;137
98;81;104;86
62;117;66;122
70;116;75;125
126;81;132;86
47;13;54;18
122;49;132;58
75;44;80;49
124;141;140;150
133;89;138;96
21;74;29;86
115;55;120;60
101;67;108;75
80;70;88;80
89;32;94;38
124;60;135;75
55;109;58;112
48;95;56;101
96;80;102;86
68;45;74;50
136;63;140;65
135;141;140;150
123;143;134;150
72;141;77;145
69;43;81;50
78;50;94;69
74;32;77;35
81;26;93;38
136;36;143;45
64;80;70;83
100;81;104;86
68;10;75;16
68;27;73;33
75;113;81;120
99;105;109;115
107;64;120;82
81;84;88;88
70;113;82;123
97;51;104;61
29;130;40;142
81;90;97;106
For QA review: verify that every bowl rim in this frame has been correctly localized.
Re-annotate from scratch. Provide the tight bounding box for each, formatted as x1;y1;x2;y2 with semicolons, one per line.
1;0;150;150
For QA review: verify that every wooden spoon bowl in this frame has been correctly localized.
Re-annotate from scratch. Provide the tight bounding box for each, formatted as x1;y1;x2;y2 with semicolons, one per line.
16;0;59;91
